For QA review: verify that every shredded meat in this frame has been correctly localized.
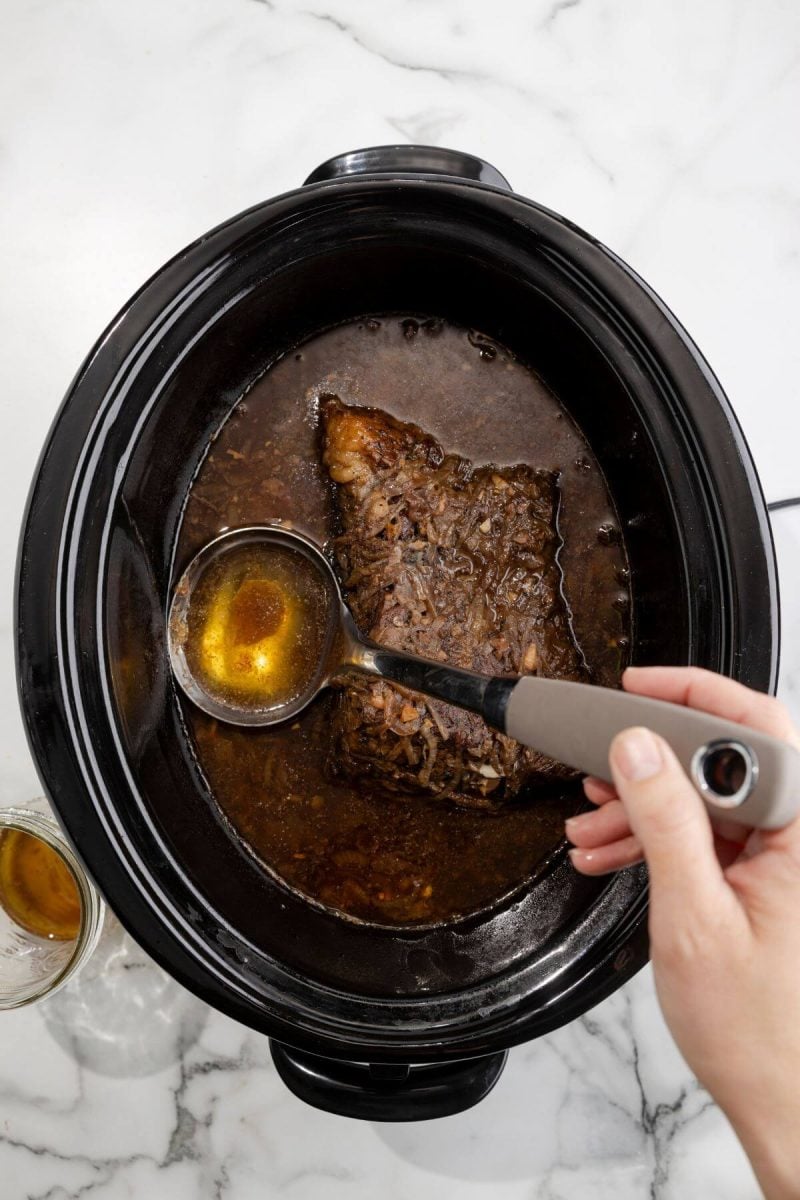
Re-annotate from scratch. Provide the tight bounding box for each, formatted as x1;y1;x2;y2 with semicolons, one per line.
321;397;587;809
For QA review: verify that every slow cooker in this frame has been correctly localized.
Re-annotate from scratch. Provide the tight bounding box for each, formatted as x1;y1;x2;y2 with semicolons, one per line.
16;146;778;1120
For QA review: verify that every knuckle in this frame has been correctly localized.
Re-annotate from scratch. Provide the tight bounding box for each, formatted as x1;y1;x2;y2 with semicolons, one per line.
652;919;710;968
652;909;738;970
642;789;699;841
685;666;719;697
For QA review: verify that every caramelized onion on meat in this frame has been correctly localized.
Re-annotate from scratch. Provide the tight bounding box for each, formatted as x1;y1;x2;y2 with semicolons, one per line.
322;397;587;809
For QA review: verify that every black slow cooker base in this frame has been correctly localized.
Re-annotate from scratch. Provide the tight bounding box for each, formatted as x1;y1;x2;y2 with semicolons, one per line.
17;147;777;1120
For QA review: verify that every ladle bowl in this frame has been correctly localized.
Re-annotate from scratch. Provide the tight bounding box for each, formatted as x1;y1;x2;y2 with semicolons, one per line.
168;525;340;726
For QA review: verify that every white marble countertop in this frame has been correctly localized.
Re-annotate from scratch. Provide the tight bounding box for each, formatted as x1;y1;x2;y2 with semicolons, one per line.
1;1;799;1197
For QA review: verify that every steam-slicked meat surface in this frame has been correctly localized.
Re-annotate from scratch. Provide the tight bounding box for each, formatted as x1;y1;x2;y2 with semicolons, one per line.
321;397;587;809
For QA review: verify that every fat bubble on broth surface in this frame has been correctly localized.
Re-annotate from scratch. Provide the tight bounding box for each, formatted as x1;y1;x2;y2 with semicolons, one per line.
321;397;587;810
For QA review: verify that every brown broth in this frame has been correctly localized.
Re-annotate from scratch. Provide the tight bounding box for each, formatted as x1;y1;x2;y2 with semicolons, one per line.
177;318;630;926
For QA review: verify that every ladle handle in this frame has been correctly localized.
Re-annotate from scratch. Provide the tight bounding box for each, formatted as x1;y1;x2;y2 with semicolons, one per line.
490;676;800;831
359;648;800;830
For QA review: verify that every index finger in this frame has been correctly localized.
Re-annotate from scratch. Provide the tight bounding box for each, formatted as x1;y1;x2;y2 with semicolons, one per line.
623;666;800;749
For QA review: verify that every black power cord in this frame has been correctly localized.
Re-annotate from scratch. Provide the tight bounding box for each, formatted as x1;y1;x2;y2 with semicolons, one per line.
767;497;800;513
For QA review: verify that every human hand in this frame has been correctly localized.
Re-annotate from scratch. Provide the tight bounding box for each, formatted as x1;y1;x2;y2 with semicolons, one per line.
566;667;800;1200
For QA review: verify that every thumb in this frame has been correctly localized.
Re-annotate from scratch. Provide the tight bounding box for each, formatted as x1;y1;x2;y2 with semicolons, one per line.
609;726;727;912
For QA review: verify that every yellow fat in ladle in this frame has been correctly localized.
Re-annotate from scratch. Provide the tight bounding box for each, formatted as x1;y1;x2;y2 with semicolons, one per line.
199;576;289;694
169;527;336;722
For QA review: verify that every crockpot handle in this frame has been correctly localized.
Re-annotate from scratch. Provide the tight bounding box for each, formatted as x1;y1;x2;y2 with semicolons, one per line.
303;144;512;190
270;1041;507;1121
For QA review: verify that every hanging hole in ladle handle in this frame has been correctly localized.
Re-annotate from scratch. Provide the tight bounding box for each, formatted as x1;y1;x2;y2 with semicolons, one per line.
690;739;757;809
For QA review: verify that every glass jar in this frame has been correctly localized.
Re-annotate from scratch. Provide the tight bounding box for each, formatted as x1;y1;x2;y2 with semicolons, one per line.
0;804;104;1009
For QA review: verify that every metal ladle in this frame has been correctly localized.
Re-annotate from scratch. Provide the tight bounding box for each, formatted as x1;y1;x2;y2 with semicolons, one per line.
168;525;800;830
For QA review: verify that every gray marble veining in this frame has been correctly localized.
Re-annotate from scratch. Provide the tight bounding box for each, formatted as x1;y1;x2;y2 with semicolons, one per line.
1;0;798;1196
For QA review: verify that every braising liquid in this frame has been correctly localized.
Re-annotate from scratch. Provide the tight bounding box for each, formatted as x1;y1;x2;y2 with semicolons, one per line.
0;830;81;941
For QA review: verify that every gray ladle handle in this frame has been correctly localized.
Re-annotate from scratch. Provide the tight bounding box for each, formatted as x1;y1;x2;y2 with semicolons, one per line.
500;676;800;831
357;647;800;830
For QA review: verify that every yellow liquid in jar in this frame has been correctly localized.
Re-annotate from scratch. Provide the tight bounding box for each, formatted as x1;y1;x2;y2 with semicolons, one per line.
180;541;332;713
0;830;82;941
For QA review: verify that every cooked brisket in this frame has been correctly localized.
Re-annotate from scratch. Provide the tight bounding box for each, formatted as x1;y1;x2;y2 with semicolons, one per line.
321;397;586;809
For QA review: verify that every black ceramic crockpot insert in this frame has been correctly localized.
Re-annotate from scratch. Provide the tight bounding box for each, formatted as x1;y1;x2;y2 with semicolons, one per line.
16;147;778;1119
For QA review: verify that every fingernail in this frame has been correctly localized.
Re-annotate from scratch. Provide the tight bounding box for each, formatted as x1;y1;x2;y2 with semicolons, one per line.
565;812;590;831
568;847;593;865
613;727;664;782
